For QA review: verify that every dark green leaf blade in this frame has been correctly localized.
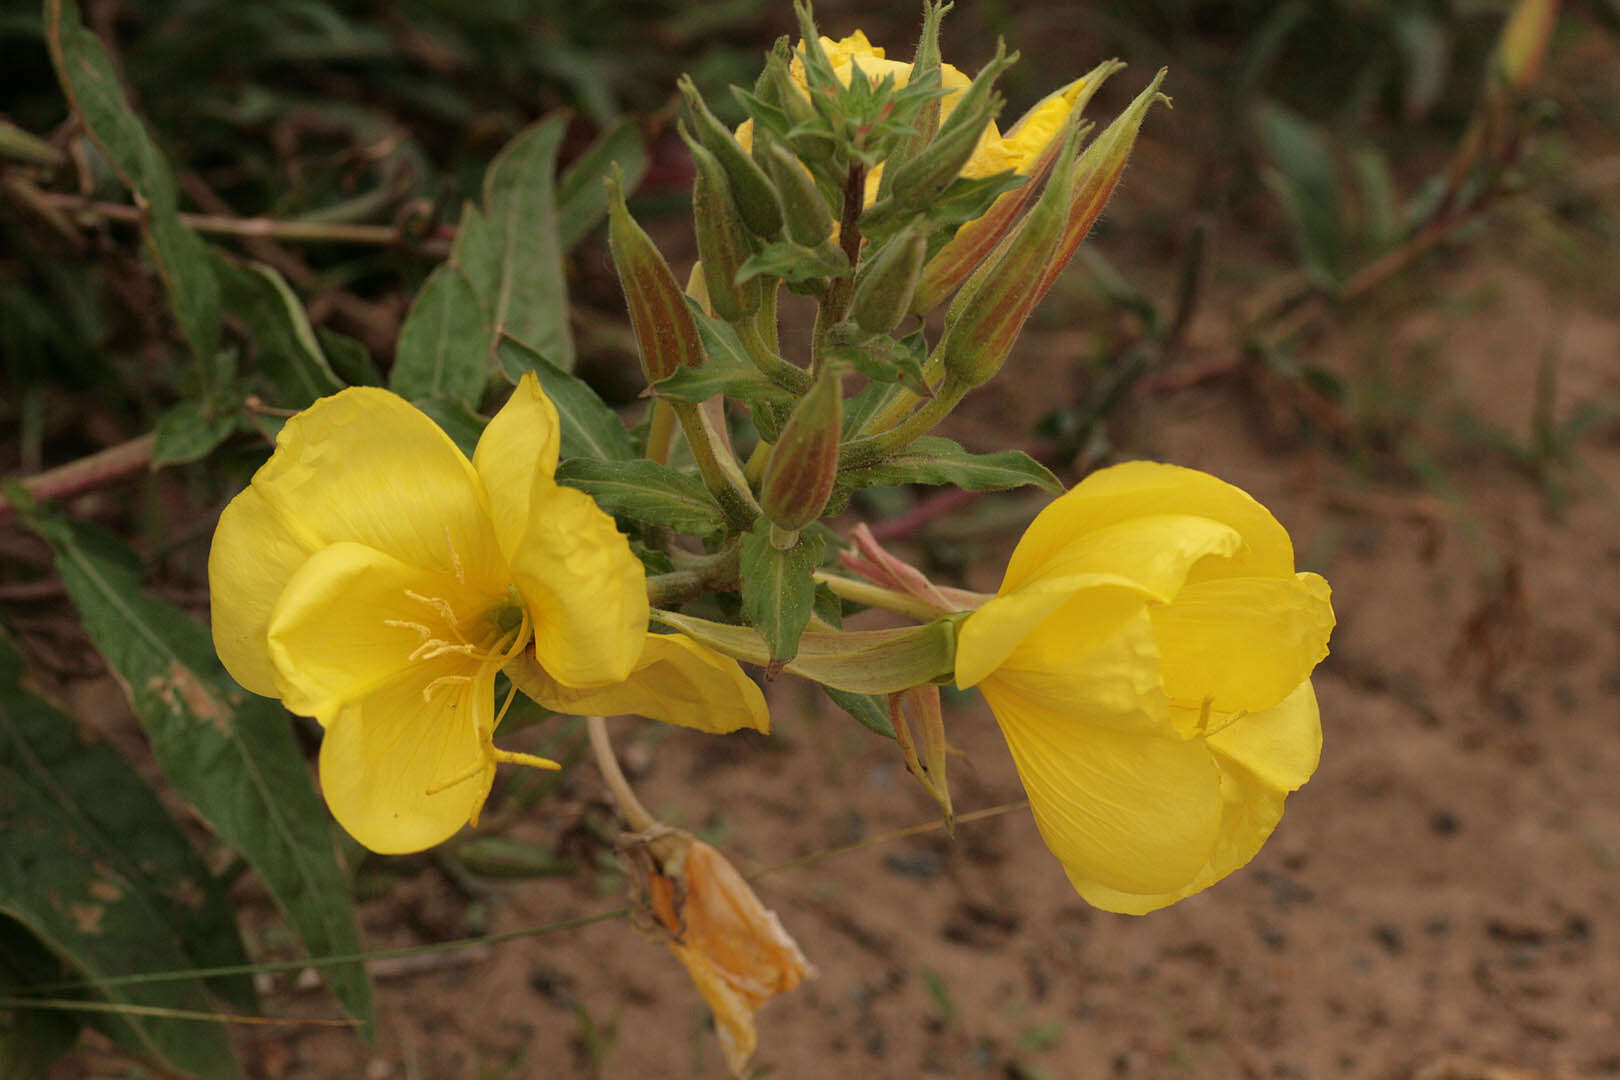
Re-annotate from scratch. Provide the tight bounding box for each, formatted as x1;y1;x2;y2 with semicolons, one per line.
214;256;343;408
0;635;247;1079
555;458;724;535
0;917;82;1079
152;396;243;467
22;517;374;1031
483;116;574;369
841;436;1063;494
739;521;823;663
391;265;488;408
822;686;895;739
496;339;632;461
45;0;221;371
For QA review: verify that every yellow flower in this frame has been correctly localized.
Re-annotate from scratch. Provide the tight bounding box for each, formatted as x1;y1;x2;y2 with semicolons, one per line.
741;30;1089;206
209;374;766;854
955;462;1334;914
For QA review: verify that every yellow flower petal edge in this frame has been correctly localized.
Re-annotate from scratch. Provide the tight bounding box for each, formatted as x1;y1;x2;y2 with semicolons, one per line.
958;461;1334;913
506;632;769;735
207;374;664;853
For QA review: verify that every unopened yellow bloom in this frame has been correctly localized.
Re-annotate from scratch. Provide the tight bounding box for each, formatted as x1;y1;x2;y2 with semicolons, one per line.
209;375;766;854
956;462;1334;914
740;30;1088;206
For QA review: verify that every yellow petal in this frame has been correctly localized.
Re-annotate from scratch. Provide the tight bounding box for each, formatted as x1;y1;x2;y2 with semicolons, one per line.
1007;513;1243;600
317;659;495;854
1078;679;1322;914
246;387;507;594
1003;462;1297;594
265;542;494;720
508;484;647;687
986;682;1223;896
511;633;769;733
1150;572;1334;715
958;516;1229;690
980;608;1173;738
208;485;316;697
670;943;758;1077
472;372;561;567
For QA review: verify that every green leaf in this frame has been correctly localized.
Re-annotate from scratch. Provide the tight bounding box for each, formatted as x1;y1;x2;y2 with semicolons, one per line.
841;436;1063;494
654;300;798;410
0;917;81;1079
483;116;574;370
152;395;243;466
823;324;928;395
412;395;488;459
822;687;895;739
555;458;724;535
214;256;343;408
0;634;250;1079
1254;102;1342;287
496;339;632;461
451;202;499;310
45;0;221;373
21;516;374;1032
739;521;823;663
391;265;488;408
736;238;851;289
556;117;648;252
316;329;381;387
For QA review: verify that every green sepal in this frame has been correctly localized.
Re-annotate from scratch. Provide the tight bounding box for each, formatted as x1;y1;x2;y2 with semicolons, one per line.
653;608;958;695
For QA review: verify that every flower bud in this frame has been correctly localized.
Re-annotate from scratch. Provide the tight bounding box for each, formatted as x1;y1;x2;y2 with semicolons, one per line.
759;366;842;532
1028;68;1169;307
874;0;949;200
680;75;785;240
606;169;704;382
935;108;1085;389
913;59;1125;313
1495;0;1559;94
681;123;762;323
876;40;1014;214
761;135;835;247
850;223;928;334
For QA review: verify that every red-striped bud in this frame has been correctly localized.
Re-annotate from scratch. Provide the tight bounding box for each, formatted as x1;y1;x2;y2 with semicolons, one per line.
606;168;704;382
760;366;842;533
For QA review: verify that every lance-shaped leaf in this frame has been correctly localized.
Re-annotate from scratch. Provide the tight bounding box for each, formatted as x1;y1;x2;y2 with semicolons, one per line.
214;256;344;408
740;521;824;664
152;393;246;467
556;458;725;536
390;264;488;408
840;436;1062;494
0;634;250;1079
822;686;896;739
21;515;373;1032
45;0;221;380
482;116;574;369
497;339;633;461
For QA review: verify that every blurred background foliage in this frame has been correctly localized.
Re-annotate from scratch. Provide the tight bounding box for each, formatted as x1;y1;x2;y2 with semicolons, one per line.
2;0;1616;1075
